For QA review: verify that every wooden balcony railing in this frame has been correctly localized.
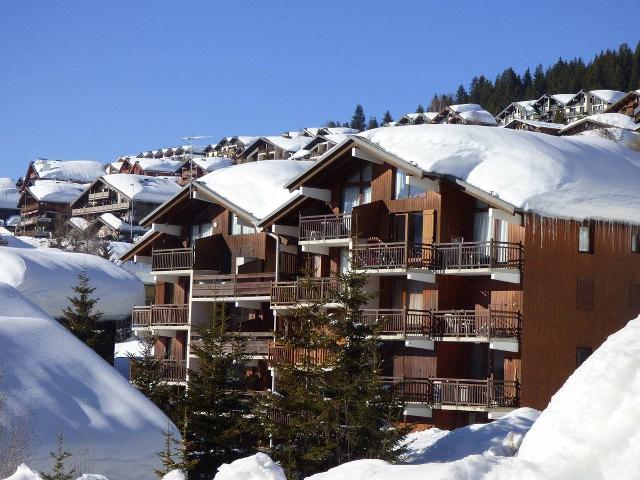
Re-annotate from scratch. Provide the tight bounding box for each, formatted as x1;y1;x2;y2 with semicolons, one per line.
268;342;334;365
191;331;273;357
270;277;344;307
71;201;130;216
132;304;189;328
192;272;275;298
432;240;523;271
159;360;187;382
352;242;434;270
152;248;193;271
380;377;519;408
360;308;520;338
87;191;110;201
299;213;352;242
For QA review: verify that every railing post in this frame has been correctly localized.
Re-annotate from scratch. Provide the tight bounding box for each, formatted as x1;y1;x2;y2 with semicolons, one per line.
489;239;495;268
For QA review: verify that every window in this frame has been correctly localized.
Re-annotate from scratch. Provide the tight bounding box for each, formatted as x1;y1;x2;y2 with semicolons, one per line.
577;278;594;311
394;169;427;199
229;212;254;235
576;347;592;368
632;232;639;253
191;221;213;241
578;225;593;253
339;247;350;275
341;164;372;213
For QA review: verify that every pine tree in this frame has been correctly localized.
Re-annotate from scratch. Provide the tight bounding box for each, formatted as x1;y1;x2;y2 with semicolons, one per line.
367;116;379;130
553;108;566;124
415;104;425;114
184;303;259;479
61;270;112;363
350;104;366;132
382;110;393;125
41;434;76;480
454;85;468;104
155;423;197;478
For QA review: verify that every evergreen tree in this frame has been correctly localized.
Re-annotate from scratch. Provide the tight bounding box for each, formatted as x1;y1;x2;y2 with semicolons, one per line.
184;303;259;479
350;104;366;132
61;270;112;363
382;110;393;125
155;423;197;478
629;41;640;90
41;434;76;480
553;108;566;124
367;116;379;130
454;85;468;104
415;104;425;113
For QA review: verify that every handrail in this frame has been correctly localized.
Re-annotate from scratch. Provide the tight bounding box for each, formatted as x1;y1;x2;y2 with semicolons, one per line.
352;241;434;270
380;376;519;408
132;304;189;327
71;201;130;216
192;272;276;298
432;240;523;270
267;341;334;365
270;277;344;306
159;359;187;382
152;247;193;271
299;213;352;241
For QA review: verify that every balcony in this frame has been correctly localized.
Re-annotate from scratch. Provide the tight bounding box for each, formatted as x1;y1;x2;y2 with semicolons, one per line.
380;376;519;415
299;213;351;247
152;248;193;272
270;277;344;308
71;200;130;216
360;309;520;351
132;304;189;329
432;241;522;283
159;359;187;383
191;272;275;302
351;241;435;282
190;331;273;359
87;191;110;201
267;341;334;365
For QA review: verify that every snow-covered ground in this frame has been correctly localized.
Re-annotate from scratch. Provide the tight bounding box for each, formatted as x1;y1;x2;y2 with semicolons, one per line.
0;284;177;479
0;235;143;320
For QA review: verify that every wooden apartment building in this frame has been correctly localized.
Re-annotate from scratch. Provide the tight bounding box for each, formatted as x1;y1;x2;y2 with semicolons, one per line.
123;125;640;429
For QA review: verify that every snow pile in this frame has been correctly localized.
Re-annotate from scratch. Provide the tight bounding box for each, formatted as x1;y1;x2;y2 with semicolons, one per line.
192;156;234;173
551;93;577;104
97;212;147;233
504;119;564;130
196;160;314;221
26;180;87;203
0;177;19;209
564;112;638;131
3;464;43;480
0;244;144;320
0;283;177;479
161;470;186;480
133;158;184;173
101;174;181;203
449;104;497;125
590;89;626;104
32;159;105;183
517;316;640;479
114;339;145;358
359;124;640;223
68;216;90;231
213;453;286;480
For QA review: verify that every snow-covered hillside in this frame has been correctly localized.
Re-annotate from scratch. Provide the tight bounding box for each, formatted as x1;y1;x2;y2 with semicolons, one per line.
0;236;143;320
0;284;177;479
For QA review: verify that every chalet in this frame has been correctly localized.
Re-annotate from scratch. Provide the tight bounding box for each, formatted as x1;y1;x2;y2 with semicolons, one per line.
107;157;134;175
70;174;181;240
431;104;497;126
305;134;350;158
563;90;627;123
605;89;640;122
503;119;563;135
254;124;640;429
179;157;234;185
495;100;539;125
209;136;259;158
16;180;86;237
131;158;185;178
20;159;105;192
136;145;205;160
120;160;315;386
533;93;576;123
241;136;321;163
303;127;358;137
559;112;639;136
397;112;438;126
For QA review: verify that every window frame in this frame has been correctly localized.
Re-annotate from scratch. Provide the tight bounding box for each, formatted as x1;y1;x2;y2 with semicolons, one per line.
578;224;594;254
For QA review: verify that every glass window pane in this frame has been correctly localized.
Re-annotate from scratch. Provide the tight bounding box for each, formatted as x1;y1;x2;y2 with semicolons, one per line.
395;169;408;199
361;163;373;181
579;226;590;252
341;185;360;213
362;185;372;205
632;233;638;253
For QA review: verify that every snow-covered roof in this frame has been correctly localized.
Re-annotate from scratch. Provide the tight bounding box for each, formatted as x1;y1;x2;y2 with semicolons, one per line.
291;149;311;159
97;212;147;232
115;339;145;358
191;156;234;172
562;112;639;133
551;93;577;104
324;127;359;135
0;282;174;478
68;216;90;230
0;177;19;209
101;174;181;203
259;135;316;153
447;104;497;125
504;119;565;130
27;180;87;203
31;159;105;183
357;124;640;224
589;89;627;104
5;214;20;226
133;158;185;173
516;100;537;112
195;160;315;221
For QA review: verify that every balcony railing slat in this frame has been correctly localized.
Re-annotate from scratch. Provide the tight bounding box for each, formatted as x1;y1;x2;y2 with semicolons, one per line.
192;272;275;298
132;304;189;327
152;247;193;271
271;277;344;306
299;213;352;242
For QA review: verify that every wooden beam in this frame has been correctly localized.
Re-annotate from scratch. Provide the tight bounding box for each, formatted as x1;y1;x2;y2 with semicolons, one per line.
299;186;331;202
352;147;383;164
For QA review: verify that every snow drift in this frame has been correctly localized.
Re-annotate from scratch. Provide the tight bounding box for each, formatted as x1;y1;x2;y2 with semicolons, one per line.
0;244;144;320
358;124;640;224
0;284;177;479
213;453;286;480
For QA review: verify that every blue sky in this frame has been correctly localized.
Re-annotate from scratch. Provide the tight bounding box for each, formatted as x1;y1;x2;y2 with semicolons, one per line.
0;0;638;178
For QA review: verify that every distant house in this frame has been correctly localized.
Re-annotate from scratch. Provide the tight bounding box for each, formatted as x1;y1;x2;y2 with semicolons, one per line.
495;100;539;125
563;90;627;123
533;93;577;123
559;112;639;136
131;158;185;178
605;90;640;123
305;133;350;158
107;157;134;175
0;178;20;222
503;118;564;135
432;104;497;126
70;174;181;241
179;157;235;185
16;180;86;237
20;158;105;192
208;136;260;159
241;135;322;163
396;112;438;126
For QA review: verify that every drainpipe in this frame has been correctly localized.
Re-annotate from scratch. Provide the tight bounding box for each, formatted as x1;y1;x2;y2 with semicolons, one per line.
266;230;280;395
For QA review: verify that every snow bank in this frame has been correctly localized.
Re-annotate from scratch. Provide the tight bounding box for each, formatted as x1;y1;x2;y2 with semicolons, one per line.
517;316;640;479
0;245;144;320
102;174;181;203
196;160;314;221
0;284;177;479
162;470;186;480
3;465;43;480
213;453;286;480
359;124;640;224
